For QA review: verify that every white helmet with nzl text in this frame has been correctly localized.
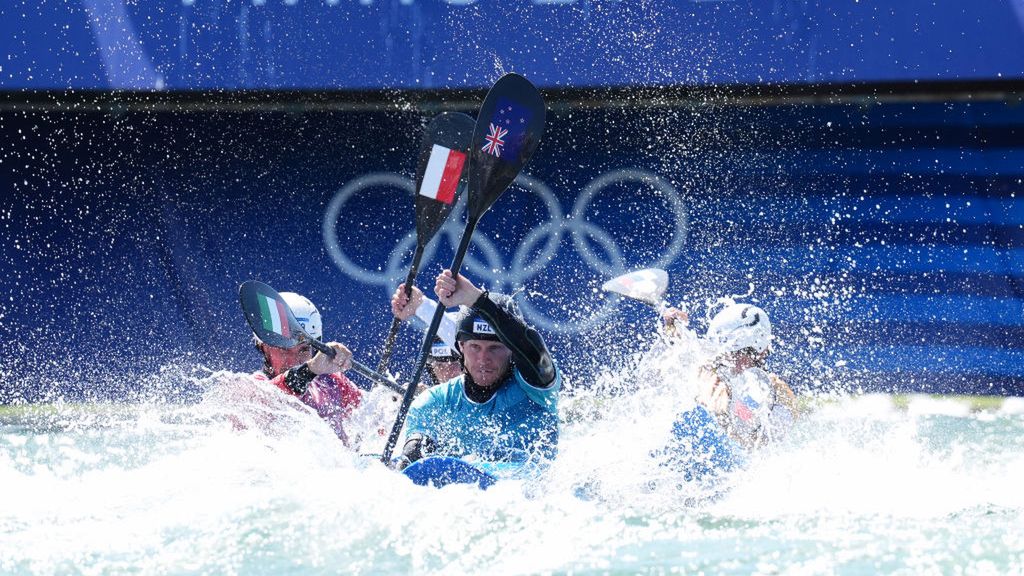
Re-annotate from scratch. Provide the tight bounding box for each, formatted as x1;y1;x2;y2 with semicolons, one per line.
280;292;323;340
707;303;772;354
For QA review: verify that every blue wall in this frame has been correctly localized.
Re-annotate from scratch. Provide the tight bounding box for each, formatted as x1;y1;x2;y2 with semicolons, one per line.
1;96;1022;402
4;0;1024;90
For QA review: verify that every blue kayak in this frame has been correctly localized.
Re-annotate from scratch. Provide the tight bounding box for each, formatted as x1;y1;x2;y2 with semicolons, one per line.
402;456;499;489
402;455;538;490
657;405;746;482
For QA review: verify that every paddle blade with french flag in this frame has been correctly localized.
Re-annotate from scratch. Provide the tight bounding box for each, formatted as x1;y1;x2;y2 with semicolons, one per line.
413;112;475;249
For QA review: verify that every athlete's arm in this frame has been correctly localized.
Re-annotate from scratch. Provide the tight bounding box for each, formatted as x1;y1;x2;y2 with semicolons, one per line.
770;374;798;416
395;433;436;470
413;296;458;348
391;283;458;347
271;342;353;396
264;364;315;396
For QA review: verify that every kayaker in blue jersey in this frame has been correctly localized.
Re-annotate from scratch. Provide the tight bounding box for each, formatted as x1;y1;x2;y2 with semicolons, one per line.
391;284;463;387
396;270;561;469
657;303;798;482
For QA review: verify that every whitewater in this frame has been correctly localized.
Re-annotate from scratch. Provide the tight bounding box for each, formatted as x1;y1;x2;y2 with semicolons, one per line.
2;330;1023;576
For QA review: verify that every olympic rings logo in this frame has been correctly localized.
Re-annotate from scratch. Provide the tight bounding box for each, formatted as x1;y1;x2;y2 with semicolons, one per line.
322;168;688;333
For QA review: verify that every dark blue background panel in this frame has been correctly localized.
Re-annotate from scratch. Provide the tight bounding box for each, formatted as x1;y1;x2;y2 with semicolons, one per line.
1;98;1022;403
3;0;1024;90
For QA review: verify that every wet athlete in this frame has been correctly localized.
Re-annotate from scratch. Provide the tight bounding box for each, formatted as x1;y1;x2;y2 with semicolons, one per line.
424;337;464;387
251;292;363;446
693;304;797;446
391;284;463;387
658;303;798;482
396;270;561;469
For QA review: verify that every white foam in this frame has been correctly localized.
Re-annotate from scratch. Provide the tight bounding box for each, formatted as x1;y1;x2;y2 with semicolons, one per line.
2;363;1023;574
999;396;1024;415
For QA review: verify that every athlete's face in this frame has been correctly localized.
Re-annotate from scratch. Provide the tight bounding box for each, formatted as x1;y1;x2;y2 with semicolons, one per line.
428;357;463;385
725;347;768;373
459;339;512;388
263;342;313;377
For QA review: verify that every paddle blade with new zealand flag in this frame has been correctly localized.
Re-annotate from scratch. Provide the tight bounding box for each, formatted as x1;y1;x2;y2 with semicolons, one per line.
469;73;546;217
413;112;475;249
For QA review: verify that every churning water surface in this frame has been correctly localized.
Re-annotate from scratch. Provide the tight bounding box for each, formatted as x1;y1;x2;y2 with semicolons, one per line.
2;357;1023;576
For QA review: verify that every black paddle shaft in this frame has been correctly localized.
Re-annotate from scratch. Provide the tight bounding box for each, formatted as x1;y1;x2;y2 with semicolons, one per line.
376;246;425;373
276;330;406;394
379;73;546;463
294;338;407;394
377;112;475;374
380;219;478;462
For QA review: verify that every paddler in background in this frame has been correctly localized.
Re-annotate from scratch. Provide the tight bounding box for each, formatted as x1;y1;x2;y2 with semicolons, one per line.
395;270;561;470
423;338;464;387
692;304;797;444
656;303;798;480
390;284;463;387
249;292;363;447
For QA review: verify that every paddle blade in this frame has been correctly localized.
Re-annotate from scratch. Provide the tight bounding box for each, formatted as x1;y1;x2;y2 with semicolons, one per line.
413;112;475;248
238;280;304;349
468;73;546;218
601;268;669;306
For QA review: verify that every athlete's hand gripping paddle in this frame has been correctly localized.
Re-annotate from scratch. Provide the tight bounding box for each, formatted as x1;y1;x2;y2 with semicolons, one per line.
381;73;547;463
377;112;475;374
239;280;406;394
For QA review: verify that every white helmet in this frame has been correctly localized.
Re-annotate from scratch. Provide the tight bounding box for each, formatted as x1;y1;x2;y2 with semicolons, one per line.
707;304;772;354
280;292;322;340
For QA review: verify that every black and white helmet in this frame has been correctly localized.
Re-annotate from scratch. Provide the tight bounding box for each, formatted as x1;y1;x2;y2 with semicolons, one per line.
453;292;521;343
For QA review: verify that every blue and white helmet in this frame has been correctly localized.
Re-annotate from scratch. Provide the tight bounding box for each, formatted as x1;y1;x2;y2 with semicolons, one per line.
707;304;772;354
280;292;322;340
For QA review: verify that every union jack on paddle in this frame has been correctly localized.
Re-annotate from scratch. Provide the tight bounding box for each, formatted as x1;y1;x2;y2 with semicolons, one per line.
481;123;508;157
